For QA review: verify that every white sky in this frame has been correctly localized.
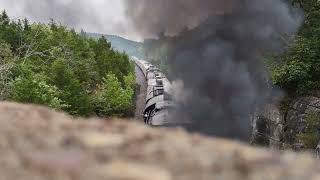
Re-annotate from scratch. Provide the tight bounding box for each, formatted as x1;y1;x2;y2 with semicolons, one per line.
0;0;142;41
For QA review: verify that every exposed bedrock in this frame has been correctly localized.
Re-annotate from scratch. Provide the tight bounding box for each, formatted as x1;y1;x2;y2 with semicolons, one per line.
251;103;284;149
285;97;320;150
252;96;320;153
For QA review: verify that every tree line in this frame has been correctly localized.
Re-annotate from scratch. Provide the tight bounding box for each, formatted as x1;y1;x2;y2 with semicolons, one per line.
0;10;136;117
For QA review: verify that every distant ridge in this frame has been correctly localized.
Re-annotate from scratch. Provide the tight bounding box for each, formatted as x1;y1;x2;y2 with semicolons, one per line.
86;32;145;59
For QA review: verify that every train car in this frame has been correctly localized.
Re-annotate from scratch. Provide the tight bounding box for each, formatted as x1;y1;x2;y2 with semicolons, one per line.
134;58;153;78
133;57;174;126
145;101;175;126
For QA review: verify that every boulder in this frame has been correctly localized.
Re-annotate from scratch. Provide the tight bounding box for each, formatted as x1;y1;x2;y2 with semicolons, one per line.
0;102;319;180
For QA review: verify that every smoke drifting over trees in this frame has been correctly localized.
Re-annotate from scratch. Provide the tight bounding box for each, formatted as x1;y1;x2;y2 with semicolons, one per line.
1;0;98;27
0;0;138;39
125;0;303;140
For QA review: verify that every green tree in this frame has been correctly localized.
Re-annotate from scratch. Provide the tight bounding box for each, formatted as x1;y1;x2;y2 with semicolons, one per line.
10;74;67;109
270;0;320;95
0;42;14;99
50;60;92;116
0;10;9;25
94;36;112;80
93;73;134;117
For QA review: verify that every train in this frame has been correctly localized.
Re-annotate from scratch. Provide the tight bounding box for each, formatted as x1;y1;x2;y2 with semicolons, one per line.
133;57;175;126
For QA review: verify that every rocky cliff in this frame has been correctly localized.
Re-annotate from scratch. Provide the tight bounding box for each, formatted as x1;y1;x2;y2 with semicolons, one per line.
251;96;320;152
251;103;284;148
284;97;320;150
0;102;320;180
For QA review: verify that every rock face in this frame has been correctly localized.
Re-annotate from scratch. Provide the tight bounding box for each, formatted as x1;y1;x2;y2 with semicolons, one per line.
0;102;320;180
285;97;320;149
251;103;284;148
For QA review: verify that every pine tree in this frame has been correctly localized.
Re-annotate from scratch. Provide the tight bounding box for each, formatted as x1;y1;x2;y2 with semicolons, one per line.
0;10;9;25
23;18;30;31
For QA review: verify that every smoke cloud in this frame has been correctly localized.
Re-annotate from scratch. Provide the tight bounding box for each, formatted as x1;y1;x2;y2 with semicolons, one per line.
125;0;302;140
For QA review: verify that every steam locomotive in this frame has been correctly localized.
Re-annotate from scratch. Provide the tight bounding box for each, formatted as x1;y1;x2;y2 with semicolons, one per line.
133;58;175;126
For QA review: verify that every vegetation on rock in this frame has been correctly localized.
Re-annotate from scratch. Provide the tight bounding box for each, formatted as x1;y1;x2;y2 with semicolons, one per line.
297;109;320;149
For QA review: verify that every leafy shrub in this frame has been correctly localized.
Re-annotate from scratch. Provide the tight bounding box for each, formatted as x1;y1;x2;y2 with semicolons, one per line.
92;73;134;117
10;74;68;110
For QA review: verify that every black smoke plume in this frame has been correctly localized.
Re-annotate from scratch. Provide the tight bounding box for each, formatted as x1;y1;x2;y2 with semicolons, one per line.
125;0;302;140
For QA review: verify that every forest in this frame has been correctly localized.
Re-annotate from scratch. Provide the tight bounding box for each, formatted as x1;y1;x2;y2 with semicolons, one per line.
0;10;136;117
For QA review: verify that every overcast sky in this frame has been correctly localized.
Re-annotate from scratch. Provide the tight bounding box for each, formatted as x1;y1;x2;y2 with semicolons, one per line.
0;0;143;41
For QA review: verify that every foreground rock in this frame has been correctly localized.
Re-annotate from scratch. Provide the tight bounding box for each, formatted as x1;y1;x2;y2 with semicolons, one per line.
0;102;320;180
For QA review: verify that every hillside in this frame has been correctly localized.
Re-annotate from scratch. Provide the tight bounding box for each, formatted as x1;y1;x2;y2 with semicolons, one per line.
85;33;170;75
0;11;136;117
86;32;145;59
